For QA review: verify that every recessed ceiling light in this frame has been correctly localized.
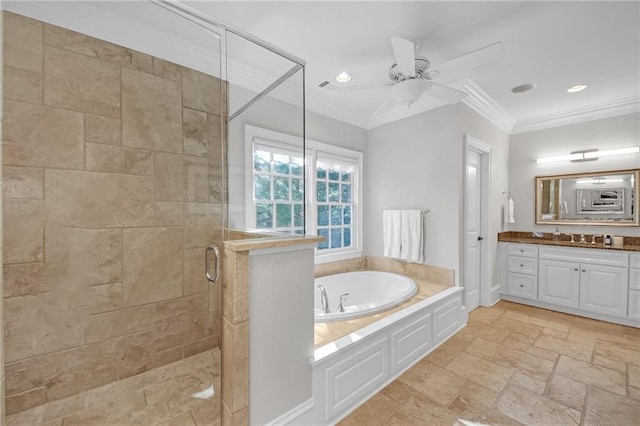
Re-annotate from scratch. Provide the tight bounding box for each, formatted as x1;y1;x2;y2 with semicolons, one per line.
511;83;536;93
336;72;352;83
567;84;587;93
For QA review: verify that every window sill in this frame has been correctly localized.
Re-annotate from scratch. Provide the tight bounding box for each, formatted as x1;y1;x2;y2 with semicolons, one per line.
315;249;364;265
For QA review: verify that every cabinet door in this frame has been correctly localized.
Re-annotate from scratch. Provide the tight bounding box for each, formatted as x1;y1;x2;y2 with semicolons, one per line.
628;290;640;322
539;260;580;308
630;268;640;291
580;264;628;317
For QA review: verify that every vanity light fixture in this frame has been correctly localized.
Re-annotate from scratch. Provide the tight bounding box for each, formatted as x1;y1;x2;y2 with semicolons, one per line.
567;84;588;93
536;146;639;163
576;178;624;185
336;72;352;83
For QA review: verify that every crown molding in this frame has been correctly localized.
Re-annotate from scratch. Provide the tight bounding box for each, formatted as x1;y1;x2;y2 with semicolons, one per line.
450;79;516;134
511;96;640;134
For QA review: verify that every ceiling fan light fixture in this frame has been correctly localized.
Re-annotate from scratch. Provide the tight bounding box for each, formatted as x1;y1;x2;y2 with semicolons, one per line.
335;72;352;83
390;79;429;106
511;83;536;93
567;84;587;93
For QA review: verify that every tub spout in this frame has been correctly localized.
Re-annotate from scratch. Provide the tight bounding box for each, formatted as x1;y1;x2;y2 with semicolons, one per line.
318;284;330;313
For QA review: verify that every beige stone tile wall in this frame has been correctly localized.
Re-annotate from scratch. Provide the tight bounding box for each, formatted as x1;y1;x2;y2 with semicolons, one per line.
2;12;224;415
315;256;454;285
1;9;5;423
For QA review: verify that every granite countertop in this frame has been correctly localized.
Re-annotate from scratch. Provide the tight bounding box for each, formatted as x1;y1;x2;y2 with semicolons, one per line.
498;232;640;252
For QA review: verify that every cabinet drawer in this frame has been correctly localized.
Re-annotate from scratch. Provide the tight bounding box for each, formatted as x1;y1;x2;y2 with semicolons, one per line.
507;272;538;300
539;246;628;267
508;256;538;275
630;253;640;269
507;244;538;258
630;268;640;291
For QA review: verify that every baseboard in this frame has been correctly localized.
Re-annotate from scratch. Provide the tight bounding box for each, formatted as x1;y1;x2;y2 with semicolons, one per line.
500;294;640;328
265;398;315;426
490;285;501;306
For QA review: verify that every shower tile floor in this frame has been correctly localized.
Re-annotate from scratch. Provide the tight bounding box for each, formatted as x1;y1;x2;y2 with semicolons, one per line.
340;301;640;426
7;349;220;426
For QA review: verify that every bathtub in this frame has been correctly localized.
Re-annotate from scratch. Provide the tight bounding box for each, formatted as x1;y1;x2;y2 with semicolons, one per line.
314;271;418;322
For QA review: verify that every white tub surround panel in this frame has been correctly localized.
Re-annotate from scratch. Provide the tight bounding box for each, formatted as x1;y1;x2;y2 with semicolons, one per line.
308;287;465;425
499;242;638;328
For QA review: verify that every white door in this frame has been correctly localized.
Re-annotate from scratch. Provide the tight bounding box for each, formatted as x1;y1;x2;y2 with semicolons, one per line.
539;259;580;308
464;149;482;310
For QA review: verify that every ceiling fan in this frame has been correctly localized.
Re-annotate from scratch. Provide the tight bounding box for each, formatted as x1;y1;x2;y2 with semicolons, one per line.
319;37;505;115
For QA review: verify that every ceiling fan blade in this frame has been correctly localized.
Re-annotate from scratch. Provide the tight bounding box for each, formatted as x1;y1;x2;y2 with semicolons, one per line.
427;81;468;104
433;42;505;75
320;81;393;92
372;97;397;116
390;36;416;77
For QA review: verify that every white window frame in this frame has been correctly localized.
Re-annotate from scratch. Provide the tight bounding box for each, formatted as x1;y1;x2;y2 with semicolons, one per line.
244;124;363;264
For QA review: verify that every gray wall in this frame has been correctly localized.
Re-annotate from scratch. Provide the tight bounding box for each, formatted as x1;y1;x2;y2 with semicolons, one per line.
509;113;640;237
365;105;461;279
459;104;510;299
365;103;510;290
227;84;368;229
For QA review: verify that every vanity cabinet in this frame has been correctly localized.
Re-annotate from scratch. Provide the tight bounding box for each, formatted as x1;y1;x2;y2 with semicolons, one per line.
500;242;637;328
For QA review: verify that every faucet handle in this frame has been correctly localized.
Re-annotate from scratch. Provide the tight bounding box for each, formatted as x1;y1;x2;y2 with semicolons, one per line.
337;293;349;313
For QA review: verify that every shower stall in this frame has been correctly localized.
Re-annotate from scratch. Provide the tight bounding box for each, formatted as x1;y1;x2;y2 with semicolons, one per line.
0;1;305;424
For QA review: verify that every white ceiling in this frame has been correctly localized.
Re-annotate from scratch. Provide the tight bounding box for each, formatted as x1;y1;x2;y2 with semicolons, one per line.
7;1;639;133
186;0;640;131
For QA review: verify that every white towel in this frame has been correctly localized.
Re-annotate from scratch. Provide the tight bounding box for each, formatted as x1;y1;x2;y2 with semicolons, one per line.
503;196;509;225
383;210;402;258
507;197;515;223
400;210;424;263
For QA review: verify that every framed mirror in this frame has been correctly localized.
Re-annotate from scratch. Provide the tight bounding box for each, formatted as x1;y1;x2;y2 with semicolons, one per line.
535;169;639;226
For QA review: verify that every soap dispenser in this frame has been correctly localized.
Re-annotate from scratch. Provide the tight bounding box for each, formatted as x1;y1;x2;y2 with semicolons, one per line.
552;228;561;241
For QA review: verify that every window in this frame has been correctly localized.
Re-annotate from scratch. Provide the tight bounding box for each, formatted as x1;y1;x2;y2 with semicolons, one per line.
252;143;305;233
245;125;363;263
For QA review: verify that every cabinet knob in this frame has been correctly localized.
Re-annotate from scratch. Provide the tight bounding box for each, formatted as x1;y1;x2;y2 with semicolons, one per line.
520;264;524;267
520;284;524;288
582;269;586;273
574;268;578;271
520;249;524;253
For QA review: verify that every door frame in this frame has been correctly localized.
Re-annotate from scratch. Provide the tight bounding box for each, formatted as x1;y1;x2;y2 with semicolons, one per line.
463;135;492;309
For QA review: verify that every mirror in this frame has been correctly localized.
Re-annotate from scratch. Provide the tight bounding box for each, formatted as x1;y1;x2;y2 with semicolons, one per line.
535;169;639;226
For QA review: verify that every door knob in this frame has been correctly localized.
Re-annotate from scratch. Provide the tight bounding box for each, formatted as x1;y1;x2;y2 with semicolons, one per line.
478;236;484;241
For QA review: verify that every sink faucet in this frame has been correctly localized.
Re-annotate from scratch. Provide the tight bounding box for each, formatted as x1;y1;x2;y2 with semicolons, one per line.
318;285;330;313
564;233;575;243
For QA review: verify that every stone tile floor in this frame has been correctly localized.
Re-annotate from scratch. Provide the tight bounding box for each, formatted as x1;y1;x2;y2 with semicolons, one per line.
340;301;640;426
6;349;220;425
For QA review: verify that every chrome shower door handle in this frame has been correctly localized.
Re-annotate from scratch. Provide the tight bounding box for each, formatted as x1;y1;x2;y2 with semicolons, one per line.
206;244;220;283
